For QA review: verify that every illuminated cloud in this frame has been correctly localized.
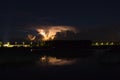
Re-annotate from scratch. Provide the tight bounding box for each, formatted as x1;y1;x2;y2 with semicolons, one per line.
36;26;77;41
27;34;36;41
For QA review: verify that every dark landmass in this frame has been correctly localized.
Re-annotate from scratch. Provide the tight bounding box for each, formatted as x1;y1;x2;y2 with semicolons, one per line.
1;40;120;57
0;40;120;62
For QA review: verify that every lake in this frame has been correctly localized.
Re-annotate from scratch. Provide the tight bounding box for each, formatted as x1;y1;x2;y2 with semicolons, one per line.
0;48;120;80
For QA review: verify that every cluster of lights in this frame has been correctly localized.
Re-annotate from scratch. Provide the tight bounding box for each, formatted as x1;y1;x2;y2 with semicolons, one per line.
0;41;119;48
92;42;115;46
0;41;50;48
0;42;31;48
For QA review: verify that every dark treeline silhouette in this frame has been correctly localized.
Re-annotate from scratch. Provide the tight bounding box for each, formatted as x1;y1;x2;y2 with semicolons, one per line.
45;40;92;48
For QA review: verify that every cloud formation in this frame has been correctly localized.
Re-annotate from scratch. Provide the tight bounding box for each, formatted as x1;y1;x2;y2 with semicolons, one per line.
28;25;77;41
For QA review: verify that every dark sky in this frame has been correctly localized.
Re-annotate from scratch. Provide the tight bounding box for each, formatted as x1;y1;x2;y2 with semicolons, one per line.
0;0;120;41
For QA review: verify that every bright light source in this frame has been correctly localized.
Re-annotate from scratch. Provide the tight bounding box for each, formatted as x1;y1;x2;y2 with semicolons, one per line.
34;26;77;41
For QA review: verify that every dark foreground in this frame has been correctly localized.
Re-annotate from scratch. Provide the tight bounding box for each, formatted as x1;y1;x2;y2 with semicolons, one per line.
0;47;120;80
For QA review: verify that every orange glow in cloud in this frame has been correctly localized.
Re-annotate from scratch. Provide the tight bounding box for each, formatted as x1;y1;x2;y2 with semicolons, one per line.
27;34;36;41
36;26;77;41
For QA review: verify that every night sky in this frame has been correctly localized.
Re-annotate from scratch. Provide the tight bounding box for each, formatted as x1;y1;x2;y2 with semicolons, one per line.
0;0;120;41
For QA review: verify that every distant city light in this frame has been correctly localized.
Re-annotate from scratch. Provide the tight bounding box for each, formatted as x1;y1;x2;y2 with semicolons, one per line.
0;41;118;48
92;42;115;46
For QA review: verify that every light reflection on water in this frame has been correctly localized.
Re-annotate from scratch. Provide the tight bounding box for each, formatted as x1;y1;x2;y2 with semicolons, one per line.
37;55;77;66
